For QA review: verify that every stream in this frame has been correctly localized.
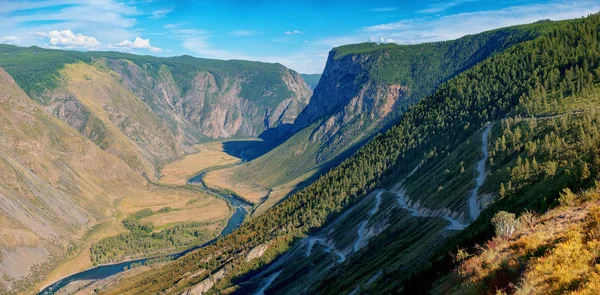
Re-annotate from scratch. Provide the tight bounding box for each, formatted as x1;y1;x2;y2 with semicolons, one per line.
39;169;250;295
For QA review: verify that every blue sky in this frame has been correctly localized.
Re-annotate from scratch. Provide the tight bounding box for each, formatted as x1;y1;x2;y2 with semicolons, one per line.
0;0;599;73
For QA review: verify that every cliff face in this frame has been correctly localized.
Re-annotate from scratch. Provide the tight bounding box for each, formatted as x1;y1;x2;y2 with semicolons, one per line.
226;29;540;205
107;58;311;140
296;51;408;162
14;52;312;179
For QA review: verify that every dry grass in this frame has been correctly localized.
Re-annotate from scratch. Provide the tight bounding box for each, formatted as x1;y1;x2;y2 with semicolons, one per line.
251;169;318;215
119;186;230;228
204;167;270;203
36;220;128;293
142;198;229;228
159;142;240;185
444;201;600;295
61;63;161;178
35;186;230;293
0;65;231;294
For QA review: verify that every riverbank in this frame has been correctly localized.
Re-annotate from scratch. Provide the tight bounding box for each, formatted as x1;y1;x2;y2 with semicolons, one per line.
39;167;252;295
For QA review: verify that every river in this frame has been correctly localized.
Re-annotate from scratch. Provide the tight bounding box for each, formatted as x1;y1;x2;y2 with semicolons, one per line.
39;170;249;295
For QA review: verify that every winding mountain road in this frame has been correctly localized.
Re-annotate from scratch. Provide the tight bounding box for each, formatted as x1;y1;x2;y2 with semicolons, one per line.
253;271;282;295
353;190;383;252
252;124;493;294
468;123;491;221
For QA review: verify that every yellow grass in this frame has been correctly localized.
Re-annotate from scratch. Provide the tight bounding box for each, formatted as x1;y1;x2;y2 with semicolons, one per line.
142;198;229;228
251;170;318;215
61;63;159;178
35;186;231;293
159;142;240;185
204;167;269;203
204;161;319;208
36;220;128;293
441;201;600;295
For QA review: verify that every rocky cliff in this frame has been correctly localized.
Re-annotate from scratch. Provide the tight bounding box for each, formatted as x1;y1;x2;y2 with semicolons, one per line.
0;46;313;179
223;29;533;201
107;58;311;139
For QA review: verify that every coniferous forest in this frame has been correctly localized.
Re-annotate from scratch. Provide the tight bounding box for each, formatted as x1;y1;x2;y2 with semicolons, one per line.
100;13;600;295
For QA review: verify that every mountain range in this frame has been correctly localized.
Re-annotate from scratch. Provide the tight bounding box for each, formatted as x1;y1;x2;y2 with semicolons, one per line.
1;12;600;295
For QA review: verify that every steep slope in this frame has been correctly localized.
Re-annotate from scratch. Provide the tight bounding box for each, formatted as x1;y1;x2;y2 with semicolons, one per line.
92;14;600;295
0;67;143;292
253;16;600;295
203;22;550;211
0;46;312;179
0;66;231;294
100;54;312;139
436;199;600;295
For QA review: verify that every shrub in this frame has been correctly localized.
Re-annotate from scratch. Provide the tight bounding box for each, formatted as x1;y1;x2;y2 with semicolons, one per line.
492;211;520;238
558;188;577;206
518;210;537;229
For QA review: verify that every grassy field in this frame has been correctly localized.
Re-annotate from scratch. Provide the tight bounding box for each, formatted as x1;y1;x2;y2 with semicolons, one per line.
203;167;271;203
158;142;240;185
34;185;230;293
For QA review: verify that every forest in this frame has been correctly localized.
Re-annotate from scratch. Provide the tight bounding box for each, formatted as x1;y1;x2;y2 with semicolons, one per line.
90;207;221;265
100;13;600;295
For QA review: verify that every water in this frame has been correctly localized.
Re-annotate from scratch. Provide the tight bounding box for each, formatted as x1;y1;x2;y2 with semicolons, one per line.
38;242;209;295
39;169;249;295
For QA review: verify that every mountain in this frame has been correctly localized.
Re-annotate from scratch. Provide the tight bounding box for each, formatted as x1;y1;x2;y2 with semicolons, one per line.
0;66;232;294
0;46;312;179
93;14;600;295
0;46;312;294
300;74;321;90
201;22;547;213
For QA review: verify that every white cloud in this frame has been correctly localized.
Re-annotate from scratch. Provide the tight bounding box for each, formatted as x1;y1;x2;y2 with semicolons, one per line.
35;30;100;48
0;36;19;45
418;0;477;14
182;36;251;60
0;1;139;49
285;30;302;35
364;21;411;32
232;30;258;36
366;7;397;12
362;0;600;44
150;9;172;19
370;37;396;44
115;37;162;52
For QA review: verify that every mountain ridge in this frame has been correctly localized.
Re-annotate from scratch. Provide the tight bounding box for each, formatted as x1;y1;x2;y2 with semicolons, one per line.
91;14;600;295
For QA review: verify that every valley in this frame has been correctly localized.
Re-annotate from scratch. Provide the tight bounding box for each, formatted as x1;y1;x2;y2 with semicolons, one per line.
0;44;313;294
80;14;600;295
0;5;599;295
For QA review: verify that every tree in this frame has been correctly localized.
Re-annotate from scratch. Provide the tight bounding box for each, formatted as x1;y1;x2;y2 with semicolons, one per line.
491;211;520;238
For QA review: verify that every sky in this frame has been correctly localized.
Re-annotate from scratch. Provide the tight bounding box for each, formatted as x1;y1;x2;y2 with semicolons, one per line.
0;0;599;73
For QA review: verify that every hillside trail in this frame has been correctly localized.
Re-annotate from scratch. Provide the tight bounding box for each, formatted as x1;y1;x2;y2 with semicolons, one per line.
394;123;491;229
468;123;491;220
253;270;282;295
353;190;382;252
252;124;492;293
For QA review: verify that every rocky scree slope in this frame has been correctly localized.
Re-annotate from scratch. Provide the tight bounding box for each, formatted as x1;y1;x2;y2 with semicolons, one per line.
0;67;149;294
0;46;312;179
